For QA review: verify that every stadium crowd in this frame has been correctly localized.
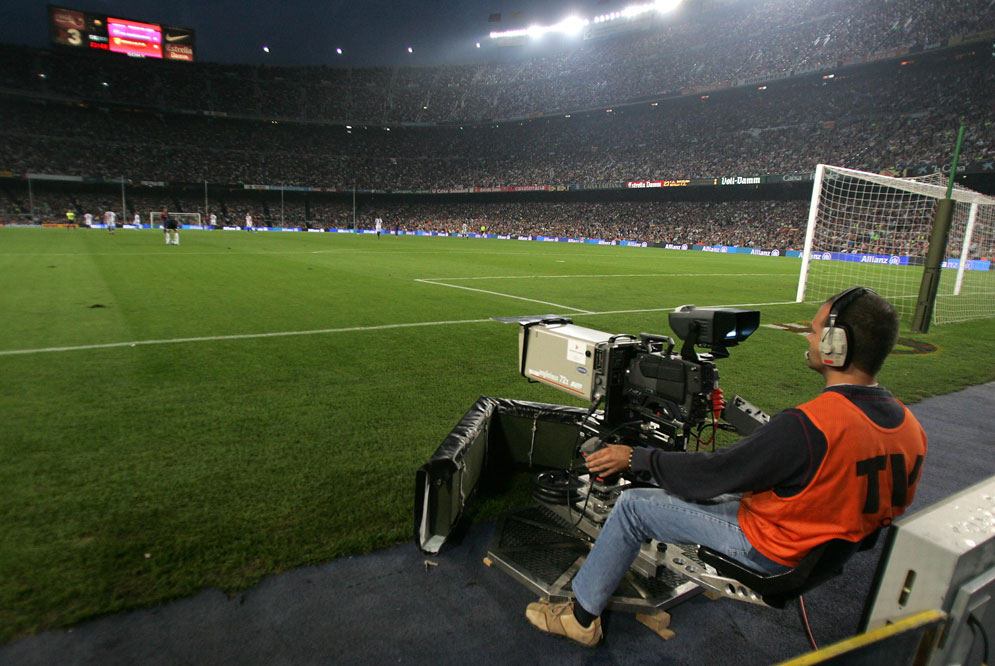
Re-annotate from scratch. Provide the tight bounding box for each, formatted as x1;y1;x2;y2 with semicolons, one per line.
0;192;812;250
363;200;811;248
1;0;991;124
1;0;992;257
1;51;991;191
5;194;948;259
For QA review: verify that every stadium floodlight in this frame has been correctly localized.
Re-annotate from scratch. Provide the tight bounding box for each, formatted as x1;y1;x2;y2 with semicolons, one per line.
490;25;545;40
490;0;669;40
552;16;589;35
622;4;654;18
591;0;680;24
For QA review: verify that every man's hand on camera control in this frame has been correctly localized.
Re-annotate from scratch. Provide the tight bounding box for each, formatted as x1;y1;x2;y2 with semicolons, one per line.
584;444;633;477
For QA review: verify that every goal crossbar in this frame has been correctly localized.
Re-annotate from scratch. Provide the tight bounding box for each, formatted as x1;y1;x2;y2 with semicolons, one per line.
823;166;995;207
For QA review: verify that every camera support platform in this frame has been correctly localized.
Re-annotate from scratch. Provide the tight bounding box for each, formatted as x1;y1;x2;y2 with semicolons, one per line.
485;504;703;613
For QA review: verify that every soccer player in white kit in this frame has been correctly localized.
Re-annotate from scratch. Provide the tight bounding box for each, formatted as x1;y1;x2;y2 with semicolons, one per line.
104;210;116;234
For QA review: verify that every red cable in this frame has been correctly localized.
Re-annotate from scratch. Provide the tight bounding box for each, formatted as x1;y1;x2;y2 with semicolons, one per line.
799;595;819;651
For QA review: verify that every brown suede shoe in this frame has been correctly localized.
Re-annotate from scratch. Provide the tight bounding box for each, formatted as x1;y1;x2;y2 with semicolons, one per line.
525;599;603;647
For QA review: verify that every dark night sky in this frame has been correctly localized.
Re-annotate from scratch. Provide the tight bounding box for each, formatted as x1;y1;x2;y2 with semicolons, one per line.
0;0;611;67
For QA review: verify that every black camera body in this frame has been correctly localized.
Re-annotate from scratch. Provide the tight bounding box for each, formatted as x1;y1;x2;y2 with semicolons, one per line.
518;306;759;451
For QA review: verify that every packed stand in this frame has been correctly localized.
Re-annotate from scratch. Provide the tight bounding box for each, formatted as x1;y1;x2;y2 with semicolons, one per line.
1;0;992;124
1;51;990;191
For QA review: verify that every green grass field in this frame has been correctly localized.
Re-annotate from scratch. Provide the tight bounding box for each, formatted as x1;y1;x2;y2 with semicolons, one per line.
2;227;993;644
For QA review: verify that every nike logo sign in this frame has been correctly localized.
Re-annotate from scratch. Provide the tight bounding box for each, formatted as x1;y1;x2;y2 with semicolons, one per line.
165;33;190;42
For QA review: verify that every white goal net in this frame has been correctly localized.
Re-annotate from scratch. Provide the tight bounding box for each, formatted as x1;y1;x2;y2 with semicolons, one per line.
149;211;202;227
796;164;995;325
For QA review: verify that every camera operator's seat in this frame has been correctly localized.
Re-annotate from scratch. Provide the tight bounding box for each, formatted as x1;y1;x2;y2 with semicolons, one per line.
666;530;881;609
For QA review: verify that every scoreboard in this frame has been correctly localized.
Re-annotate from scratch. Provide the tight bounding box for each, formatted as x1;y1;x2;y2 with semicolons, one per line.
48;5;196;62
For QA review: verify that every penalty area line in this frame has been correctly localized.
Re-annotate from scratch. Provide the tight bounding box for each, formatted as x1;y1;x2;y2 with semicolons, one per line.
414;278;593;313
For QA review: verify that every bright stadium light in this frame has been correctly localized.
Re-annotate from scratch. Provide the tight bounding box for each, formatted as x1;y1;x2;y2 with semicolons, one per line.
336;47;343;55
489;0;673;41
622;4;653;18
490;25;543;40
496;28;525;38
552;15;589;35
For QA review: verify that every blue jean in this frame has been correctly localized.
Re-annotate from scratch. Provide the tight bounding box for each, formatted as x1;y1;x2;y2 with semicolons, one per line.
571;488;790;616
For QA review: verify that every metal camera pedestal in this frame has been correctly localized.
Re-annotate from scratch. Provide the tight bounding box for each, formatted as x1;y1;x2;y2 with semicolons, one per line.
485;504;703;612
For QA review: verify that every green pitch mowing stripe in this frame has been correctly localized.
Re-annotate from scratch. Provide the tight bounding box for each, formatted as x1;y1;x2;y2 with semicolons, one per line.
0;227;992;644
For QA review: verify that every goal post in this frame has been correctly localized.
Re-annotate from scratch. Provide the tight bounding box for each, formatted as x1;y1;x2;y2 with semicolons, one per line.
796;164;995;326
148;211;202;228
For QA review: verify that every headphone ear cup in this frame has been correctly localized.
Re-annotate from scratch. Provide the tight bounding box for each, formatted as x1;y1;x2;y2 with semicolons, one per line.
819;325;849;367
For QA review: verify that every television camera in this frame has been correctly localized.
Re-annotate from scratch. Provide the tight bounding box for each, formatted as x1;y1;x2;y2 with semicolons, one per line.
519;305;762;453
517;306;766;536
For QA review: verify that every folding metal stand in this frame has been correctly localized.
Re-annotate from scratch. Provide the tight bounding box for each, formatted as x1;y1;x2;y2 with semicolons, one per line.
485;504;702;613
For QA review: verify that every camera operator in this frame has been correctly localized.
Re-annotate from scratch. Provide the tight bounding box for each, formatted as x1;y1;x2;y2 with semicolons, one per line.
525;287;927;647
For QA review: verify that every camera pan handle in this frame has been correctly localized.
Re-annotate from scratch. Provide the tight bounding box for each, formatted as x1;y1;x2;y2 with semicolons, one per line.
639;333;675;354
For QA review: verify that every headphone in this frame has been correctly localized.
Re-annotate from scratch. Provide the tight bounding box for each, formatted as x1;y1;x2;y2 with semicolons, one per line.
818;286;875;369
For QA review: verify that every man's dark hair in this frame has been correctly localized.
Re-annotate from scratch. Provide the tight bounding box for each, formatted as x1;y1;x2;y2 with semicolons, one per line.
826;289;900;376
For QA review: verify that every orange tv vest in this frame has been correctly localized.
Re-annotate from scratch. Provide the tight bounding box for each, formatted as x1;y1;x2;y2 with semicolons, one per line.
739;390;927;567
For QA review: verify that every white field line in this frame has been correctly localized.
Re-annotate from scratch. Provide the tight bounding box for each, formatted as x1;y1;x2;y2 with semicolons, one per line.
576;301;798;316
414;278;593;314
0;300;799;357
0;319;492;357
427;272;783;281
414;272;786;314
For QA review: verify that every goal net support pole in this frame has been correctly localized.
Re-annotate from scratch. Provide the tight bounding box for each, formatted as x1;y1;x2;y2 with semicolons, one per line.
911;198;954;333
911;124;965;333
